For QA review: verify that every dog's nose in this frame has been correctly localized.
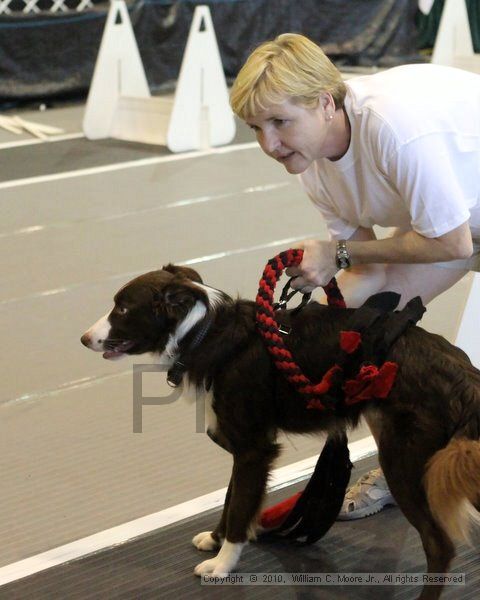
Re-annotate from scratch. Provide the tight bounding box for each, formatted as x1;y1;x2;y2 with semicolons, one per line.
81;333;92;347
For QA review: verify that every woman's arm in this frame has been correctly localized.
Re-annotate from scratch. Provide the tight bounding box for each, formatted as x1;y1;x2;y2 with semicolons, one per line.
348;221;473;265
289;221;473;289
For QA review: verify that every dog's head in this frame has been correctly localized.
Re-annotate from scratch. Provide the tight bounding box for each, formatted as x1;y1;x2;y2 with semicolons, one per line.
81;265;220;360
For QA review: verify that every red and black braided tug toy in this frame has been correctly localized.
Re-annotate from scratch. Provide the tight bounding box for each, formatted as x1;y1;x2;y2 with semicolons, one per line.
255;248;425;543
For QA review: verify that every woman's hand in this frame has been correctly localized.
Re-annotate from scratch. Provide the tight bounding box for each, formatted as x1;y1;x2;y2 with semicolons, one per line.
286;239;339;292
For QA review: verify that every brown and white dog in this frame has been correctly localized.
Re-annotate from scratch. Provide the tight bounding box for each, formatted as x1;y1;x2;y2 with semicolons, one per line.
81;264;480;599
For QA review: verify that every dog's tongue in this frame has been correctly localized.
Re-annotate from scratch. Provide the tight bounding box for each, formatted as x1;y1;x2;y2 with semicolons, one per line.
103;350;125;360
103;340;134;360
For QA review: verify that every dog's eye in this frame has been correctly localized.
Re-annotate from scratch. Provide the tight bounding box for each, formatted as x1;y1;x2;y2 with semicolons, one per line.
116;306;128;315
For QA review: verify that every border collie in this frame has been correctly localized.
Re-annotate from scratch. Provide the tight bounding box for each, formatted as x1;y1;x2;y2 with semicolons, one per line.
81;264;480;599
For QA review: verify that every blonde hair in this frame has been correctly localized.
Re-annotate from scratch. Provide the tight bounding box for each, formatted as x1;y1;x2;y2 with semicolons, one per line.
230;33;346;120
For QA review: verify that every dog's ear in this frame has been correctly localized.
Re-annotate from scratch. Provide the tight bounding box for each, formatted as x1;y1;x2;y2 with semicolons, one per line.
162;264;203;284
154;280;207;320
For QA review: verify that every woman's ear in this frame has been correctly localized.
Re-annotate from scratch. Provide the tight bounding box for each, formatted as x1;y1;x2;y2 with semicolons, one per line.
319;93;335;118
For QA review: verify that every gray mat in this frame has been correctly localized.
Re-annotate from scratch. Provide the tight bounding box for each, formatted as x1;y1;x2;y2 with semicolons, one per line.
1;455;477;600
0;120;254;183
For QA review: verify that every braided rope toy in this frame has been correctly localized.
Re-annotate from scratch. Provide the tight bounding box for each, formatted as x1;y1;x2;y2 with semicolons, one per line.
255;248;352;533
255;249;347;409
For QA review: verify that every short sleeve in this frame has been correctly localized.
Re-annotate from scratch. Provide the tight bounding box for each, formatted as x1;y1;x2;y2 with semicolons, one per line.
385;134;472;238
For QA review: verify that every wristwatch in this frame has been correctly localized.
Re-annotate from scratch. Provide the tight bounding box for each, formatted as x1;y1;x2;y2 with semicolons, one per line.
335;240;351;269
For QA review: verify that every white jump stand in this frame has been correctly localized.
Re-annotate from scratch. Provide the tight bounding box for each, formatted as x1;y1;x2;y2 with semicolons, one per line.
454;273;480;368
83;1;235;152
431;0;480;73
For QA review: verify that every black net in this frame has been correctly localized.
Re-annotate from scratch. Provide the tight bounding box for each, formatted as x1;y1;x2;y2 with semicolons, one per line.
0;0;107;14
0;0;463;107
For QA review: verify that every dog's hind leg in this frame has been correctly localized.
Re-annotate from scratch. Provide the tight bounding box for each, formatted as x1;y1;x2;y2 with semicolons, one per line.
408;515;454;600
407;510;455;600
194;444;279;577
379;444;455;600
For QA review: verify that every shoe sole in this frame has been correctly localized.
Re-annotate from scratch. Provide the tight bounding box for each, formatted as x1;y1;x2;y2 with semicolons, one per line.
336;498;397;521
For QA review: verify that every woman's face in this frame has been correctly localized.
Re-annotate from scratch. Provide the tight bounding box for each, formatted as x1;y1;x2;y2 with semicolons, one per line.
245;96;345;174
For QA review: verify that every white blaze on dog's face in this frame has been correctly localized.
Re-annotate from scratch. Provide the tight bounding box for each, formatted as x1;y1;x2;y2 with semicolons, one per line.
80;265;222;361
80;312;118;357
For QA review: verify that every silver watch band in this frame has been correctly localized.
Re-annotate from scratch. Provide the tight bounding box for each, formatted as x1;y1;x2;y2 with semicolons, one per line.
335;240;351;269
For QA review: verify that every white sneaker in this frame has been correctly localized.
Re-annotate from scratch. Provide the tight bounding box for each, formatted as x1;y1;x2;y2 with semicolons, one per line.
337;468;396;520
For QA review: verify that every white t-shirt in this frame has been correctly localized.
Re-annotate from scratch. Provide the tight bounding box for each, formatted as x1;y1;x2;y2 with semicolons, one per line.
299;64;480;242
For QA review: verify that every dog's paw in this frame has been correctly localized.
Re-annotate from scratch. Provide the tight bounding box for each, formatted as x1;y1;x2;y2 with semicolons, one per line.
194;556;231;578
192;531;220;551
193;541;245;577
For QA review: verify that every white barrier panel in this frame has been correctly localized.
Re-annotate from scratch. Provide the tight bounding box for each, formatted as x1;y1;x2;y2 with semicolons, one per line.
432;0;480;368
432;0;480;73
110;96;173;146
454;273;480;368
83;1;235;152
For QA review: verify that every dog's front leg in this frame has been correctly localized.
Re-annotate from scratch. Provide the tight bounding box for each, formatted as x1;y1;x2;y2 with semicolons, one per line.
194;448;276;577
192;479;232;552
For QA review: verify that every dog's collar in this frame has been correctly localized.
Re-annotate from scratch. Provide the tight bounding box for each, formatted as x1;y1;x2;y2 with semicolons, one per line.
166;315;213;387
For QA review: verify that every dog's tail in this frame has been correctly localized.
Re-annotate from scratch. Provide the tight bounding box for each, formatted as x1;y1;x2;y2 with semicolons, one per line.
424;437;480;543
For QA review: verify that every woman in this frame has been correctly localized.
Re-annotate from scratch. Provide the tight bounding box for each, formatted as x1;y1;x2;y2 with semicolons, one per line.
230;33;480;519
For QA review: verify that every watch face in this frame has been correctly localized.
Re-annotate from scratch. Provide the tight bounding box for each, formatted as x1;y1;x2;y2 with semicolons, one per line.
336;252;350;269
336;241;350;269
